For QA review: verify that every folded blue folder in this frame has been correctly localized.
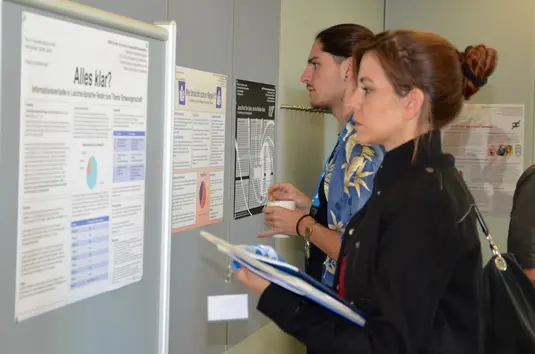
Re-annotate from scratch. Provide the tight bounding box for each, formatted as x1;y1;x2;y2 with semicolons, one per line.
201;231;367;327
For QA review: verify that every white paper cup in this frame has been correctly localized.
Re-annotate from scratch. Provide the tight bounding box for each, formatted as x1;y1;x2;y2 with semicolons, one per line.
266;200;296;238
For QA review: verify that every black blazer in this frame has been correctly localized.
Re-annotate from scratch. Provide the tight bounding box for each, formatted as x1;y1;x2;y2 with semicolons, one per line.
507;164;535;269
257;131;484;354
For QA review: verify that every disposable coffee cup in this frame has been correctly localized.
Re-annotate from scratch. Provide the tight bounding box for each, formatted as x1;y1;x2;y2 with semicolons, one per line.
266;200;296;238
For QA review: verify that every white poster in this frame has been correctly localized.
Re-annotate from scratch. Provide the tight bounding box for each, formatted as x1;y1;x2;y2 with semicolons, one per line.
172;66;227;232
15;12;149;321
442;104;525;216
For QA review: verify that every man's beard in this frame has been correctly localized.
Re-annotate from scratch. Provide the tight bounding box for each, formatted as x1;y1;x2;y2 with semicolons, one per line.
309;101;332;113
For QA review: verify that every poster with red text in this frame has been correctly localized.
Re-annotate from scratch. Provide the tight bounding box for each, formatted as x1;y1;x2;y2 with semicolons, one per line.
172;66;227;232
442;104;525;217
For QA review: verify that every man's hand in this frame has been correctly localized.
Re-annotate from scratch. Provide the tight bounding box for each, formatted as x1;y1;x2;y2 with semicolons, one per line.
257;206;305;238
269;183;312;213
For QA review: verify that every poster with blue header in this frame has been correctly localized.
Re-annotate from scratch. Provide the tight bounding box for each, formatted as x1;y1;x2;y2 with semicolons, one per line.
172;66;227;232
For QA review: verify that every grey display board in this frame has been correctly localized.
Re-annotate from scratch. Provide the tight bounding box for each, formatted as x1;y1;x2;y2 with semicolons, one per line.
167;1;233;354
0;2;168;354
227;0;281;347
166;0;281;353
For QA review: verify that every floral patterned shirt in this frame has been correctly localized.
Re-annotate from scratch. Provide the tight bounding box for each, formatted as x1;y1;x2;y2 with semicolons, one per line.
310;117;384;286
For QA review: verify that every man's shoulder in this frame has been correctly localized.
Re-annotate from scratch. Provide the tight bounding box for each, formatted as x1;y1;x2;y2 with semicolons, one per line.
351;143;385;165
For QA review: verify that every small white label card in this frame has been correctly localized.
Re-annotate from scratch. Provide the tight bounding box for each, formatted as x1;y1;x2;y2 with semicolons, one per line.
207;294;249;321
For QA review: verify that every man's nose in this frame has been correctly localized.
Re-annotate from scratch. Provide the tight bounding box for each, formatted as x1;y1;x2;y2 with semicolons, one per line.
300;68;311;84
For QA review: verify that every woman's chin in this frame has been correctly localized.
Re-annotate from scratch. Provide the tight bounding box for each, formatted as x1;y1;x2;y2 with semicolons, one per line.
354;132;373;145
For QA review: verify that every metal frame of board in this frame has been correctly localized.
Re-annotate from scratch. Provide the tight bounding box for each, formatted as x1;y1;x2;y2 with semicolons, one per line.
7;0;168;40
0;1;174;354
154;20;176;354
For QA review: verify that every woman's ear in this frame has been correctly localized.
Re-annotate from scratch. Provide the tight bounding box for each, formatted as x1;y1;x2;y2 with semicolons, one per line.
403;88;425;121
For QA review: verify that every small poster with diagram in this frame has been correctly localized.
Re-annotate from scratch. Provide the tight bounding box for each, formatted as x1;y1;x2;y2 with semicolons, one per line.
233;80;276;219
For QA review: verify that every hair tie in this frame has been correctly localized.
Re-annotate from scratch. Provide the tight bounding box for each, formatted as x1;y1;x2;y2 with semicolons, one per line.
461;62;487;87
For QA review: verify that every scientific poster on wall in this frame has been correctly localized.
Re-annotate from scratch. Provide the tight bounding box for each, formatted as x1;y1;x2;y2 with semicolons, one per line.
15;12;148;321
442;104;525;216
233;80;276;220
172;67;227;232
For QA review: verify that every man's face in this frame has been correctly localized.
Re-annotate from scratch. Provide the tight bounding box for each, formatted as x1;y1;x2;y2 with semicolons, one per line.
300;40;345;109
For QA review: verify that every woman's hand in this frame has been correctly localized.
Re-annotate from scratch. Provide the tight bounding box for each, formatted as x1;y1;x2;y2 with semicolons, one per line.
258;206;305;238
233;262;270;295
269;183;312;213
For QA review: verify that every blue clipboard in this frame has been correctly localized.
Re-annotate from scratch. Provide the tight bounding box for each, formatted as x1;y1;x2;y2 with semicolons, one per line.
201;230;367;327
240;250;367;318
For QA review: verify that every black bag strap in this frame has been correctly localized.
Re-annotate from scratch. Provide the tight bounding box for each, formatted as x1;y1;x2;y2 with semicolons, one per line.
431;162;509;272
473;205;508;271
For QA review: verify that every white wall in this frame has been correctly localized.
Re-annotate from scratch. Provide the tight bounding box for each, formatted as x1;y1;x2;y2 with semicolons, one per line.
228;1;385;354
386;0;535;261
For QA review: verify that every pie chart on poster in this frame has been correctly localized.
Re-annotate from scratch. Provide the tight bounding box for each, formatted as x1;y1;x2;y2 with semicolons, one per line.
87;156;98;190
199;181;207;208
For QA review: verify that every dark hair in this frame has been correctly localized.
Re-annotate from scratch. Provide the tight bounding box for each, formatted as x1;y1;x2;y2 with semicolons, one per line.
316;24;374;59
460;45;497;100
353;30;498;130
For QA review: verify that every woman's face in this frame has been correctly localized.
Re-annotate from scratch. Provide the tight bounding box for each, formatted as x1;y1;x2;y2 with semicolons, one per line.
348;52;407;149
348;51;425;151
